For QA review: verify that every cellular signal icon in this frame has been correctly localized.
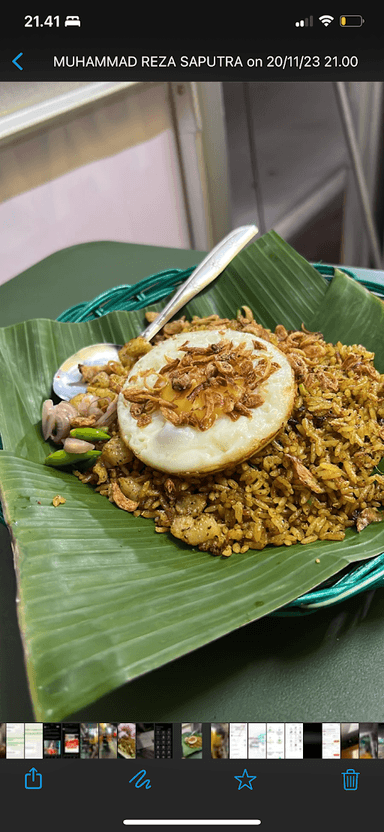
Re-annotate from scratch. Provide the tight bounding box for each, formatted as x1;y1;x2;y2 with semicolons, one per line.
295;17;313;26
319;15;334;26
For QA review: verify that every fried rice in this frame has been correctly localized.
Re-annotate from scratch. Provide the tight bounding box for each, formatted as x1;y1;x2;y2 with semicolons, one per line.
71;308;384;557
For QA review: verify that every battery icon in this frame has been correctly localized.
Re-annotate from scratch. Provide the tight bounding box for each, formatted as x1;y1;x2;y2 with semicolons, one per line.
340;15;365;26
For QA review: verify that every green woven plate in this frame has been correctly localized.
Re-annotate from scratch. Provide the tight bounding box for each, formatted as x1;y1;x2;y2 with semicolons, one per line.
1;230;384;720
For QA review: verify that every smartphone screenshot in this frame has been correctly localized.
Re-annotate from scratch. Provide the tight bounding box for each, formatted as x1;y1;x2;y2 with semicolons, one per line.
154;723;173;759
43;724;61;758
322;723;341;759
0;10;383;829
248;723;267;759
24;723;43;759
5;723;24;759
266;723;285;759
62;722;80;758
285;723;303;759
229;723;248;759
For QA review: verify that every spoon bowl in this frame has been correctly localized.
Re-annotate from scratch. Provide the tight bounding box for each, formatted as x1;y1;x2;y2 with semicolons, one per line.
52;224;258;401
53;343;122;401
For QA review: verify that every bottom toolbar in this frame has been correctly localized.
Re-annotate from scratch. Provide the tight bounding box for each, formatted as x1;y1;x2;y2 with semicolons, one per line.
1;749;380;828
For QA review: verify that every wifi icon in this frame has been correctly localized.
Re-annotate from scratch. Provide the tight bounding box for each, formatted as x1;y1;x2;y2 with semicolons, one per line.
319;15;334;26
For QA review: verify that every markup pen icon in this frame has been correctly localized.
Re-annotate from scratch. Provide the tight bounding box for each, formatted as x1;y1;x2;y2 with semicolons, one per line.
25;768;43;789
342;769;359;791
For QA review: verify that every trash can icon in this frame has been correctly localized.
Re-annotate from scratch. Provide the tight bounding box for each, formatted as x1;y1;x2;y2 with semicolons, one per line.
342;769;359;790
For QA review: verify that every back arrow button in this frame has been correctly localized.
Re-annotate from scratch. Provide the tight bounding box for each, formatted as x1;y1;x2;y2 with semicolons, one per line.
12;52;23;70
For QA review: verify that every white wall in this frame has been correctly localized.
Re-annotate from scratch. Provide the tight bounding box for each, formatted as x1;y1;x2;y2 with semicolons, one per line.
0;82;191;286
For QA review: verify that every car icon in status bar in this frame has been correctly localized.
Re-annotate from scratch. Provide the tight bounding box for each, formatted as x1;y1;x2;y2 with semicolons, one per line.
65;16;81;26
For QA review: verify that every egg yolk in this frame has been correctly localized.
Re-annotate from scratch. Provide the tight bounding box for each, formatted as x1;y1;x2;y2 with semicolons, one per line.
160;378;244;420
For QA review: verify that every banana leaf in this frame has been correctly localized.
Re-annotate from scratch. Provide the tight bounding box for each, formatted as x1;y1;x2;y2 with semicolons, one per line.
1;230;384;721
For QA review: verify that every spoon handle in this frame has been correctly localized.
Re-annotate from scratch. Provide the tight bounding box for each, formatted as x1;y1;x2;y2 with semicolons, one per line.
139;224;258;341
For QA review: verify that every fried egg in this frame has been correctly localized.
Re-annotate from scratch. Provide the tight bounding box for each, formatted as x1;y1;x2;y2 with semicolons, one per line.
117;329;295;475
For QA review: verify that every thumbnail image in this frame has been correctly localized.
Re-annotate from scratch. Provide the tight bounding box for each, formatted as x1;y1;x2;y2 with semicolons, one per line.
229;723;248;759
322;723;340;759
155;724;173;758
25;724;43;760
98;723;117;759
378;725;384;759
43;724;61;758
302;724;322;759
80;723;99;758
341;723;359;759
118;724;136;759
248;723;267;759
0;724;5;758
62;723;80;757
64;734;79;754
43;739;60;757
211;723;229;759
182;723;203;758
359;723;378;759
6;723;24;759
136;724;155;759
285;723;303;759
267;723;285;759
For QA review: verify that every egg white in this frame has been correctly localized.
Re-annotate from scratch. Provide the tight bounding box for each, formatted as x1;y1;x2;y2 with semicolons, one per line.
117;329;295;475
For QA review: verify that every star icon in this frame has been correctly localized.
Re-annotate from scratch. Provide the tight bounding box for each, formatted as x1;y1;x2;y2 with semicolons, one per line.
234;768;257;790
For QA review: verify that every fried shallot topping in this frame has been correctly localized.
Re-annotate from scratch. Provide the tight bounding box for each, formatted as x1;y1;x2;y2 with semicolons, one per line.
123;338;280;431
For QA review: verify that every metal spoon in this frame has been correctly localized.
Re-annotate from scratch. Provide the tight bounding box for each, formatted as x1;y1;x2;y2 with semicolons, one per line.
53;224;258;401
